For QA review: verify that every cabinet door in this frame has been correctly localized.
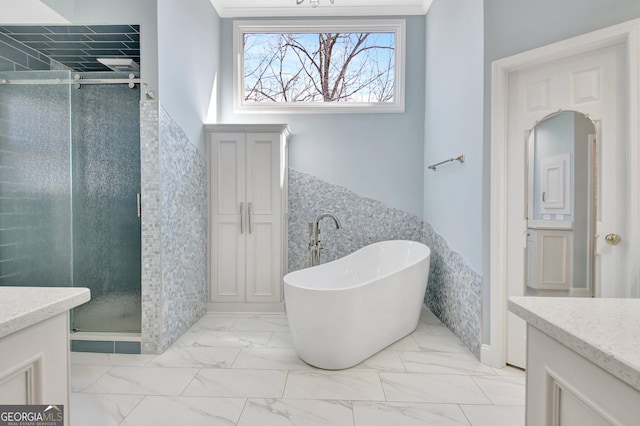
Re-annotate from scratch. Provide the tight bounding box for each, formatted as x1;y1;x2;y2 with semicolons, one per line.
210;133;246;302
534;229;572;290
245;133;282;303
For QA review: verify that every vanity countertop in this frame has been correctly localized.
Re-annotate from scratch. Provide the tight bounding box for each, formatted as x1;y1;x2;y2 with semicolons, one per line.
509;296;640;392
0;286;90;339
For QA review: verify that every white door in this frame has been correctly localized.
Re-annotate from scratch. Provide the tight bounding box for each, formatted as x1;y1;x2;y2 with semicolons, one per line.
210;132;283;304
245;133;282;303
506;43;628;368
210;133;247;303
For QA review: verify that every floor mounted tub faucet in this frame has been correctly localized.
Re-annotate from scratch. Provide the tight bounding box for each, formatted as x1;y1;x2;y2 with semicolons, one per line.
308;213;342;266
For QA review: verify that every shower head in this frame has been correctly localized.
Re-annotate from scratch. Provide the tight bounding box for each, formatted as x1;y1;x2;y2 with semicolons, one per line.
97;58;140;72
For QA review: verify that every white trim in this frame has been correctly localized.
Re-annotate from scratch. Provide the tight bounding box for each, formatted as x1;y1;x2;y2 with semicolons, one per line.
486;18;640;368
233;19;406;114
569;288;591;298
207;302;285;313
210;1;433;18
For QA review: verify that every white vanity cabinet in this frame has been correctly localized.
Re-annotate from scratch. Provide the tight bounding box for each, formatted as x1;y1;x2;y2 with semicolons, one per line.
509;297;640;426
0;287;90;426
205;124;289;311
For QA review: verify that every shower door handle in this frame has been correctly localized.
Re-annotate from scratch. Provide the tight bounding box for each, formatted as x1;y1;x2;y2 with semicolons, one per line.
240;202;244;234
137;193;142;218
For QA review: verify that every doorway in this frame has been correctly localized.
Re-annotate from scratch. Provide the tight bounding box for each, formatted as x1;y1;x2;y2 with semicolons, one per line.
486;19;640;369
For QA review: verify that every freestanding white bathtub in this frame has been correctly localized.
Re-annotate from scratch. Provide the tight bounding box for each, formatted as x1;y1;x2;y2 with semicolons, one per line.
283;240;431;370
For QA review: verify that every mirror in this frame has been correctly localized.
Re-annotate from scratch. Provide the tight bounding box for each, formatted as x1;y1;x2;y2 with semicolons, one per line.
525;110;597;297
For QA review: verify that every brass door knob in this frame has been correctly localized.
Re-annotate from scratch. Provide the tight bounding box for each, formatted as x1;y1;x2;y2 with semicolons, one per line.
604;233;622;245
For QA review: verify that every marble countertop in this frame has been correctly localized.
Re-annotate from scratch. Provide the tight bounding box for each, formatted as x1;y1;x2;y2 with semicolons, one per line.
0;286;90;339
508;296;640;392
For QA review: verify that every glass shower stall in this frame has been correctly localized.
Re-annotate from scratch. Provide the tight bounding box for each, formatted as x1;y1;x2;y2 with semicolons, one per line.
0;70;141;333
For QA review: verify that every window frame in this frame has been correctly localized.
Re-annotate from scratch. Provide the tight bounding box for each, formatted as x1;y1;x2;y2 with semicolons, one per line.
233;19;406;114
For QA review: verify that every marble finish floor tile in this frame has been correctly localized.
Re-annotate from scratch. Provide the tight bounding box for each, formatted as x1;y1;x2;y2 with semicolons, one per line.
85;366;199;395
70;309;524;426
70;392;144;426
147;346;241;368
195;331;272;348
400;351;496;375
237;399;354;426
183;368;287;398
348;350;406;372
423;323;457;337
170;330;204;348
70;352;155;366
384;335;421;352
352;401;470;426
412;333;470;353
268;332;295;348
70;364;111;391
419;308;444;325
471;375;526;405
190;316;238;332
120;396;245;426
492;365;526;377
380;373;491;404
460;404;525;426
232;348;314;370
231;317;290;332
284;371;385;401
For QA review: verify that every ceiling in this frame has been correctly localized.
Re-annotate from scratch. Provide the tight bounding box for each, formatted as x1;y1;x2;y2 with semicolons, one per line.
0;24;140;72
209;0;433;17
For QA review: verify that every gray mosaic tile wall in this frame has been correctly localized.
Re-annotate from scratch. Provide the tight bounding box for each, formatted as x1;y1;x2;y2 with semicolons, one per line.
140;100;163;353
159;105;208;351
140;101;207;354
288;169;482;358
422;221;482;358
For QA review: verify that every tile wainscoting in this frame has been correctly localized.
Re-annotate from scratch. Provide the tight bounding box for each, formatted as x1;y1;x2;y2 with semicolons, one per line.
140;101;208;353
288;169;481;358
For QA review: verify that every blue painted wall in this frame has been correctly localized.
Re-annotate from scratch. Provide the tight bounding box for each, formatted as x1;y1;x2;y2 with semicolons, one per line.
424;0;484;274
218;16;426;218
157;0;220;153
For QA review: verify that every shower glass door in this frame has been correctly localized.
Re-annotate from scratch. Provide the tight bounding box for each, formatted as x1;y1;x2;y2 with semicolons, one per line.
70;73;141;333
0;70;141;334
0;70;74;288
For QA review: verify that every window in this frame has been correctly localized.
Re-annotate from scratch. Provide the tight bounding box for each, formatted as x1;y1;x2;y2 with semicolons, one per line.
234;20;405;113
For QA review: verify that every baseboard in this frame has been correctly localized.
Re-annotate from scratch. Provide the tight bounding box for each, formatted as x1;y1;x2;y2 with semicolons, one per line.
207;302;285;313
570;288;591;297
481;343;505;368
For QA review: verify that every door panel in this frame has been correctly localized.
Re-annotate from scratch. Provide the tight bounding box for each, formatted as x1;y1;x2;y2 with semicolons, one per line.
215;221;245;301
246;222;279;301
210;133;246;303
506;43;627;368
245;133;281;303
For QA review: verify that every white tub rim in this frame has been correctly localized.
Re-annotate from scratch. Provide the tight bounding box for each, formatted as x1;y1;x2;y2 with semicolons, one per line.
283;239;431;292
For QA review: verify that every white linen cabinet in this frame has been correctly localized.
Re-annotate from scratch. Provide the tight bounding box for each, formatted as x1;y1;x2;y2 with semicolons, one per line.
205;124;289;311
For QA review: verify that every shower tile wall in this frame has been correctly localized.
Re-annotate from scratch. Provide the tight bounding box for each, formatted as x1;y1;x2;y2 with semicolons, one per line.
0;33;51;71
140;100;162;353
288;169;481;358
140;101;207;354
